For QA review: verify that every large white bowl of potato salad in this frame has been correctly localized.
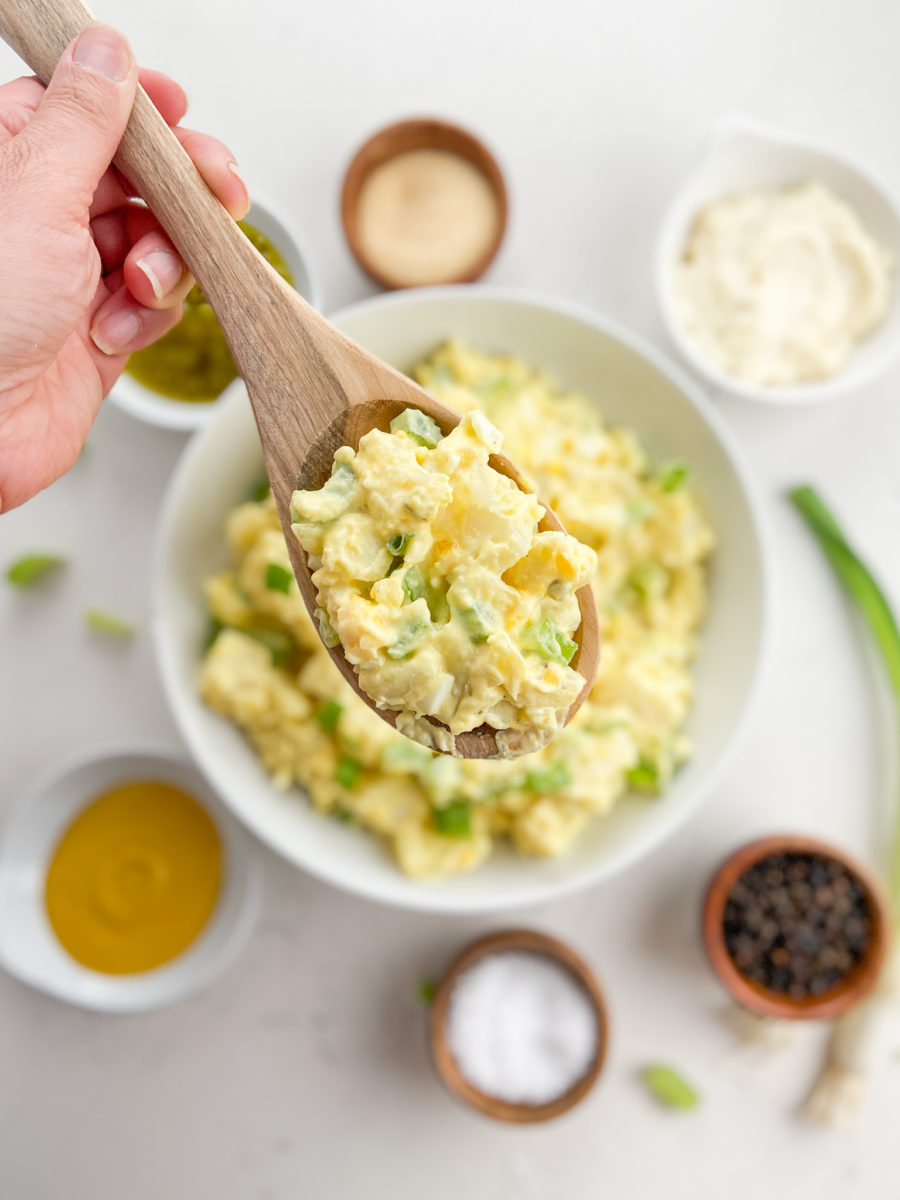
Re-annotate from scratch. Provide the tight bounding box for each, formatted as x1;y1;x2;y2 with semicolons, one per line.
154;289;768;913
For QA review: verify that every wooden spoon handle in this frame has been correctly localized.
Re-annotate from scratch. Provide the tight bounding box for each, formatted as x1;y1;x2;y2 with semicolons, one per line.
0;0;268;311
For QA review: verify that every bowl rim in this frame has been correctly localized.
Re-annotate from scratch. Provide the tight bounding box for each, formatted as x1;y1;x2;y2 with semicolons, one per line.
108;195;325;432
655;112;900;405
0;741;263;1011
702;833;892;1020
153;283;772;913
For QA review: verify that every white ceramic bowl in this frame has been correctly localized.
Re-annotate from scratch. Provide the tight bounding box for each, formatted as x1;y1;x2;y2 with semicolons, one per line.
108;198;323;431
154;287;770;913
0;745;262;1011
656;113;900;405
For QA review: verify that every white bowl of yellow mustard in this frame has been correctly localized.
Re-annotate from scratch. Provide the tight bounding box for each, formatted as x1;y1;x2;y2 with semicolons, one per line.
0;744;261;1012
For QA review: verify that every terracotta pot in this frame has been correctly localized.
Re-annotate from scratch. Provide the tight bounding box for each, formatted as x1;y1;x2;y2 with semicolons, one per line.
703;834;891;1020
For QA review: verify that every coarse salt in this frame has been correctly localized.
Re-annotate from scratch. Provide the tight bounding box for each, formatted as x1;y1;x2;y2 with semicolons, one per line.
445;950;599;1105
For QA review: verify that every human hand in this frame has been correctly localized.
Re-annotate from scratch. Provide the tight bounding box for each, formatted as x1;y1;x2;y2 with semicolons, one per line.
0;24;249;512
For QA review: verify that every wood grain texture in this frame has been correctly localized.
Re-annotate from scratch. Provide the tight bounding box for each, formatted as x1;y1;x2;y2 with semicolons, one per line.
0;0;599;759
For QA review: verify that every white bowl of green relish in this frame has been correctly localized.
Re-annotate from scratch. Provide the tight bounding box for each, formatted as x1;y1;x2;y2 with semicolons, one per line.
154;287;770;914
108;198;322;432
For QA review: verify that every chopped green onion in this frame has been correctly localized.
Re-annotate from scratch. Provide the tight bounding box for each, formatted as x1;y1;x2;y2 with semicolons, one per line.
402;564;426;604
424;581;450;625
433;800;472;838
251;479;270;502
265;563;293;594
387;616;430;660
475;375;515;401
659;460;691;494
335;756;362;789
418;978;437;1004
291;461;355;524
627;496;658;524
524;761;572;792
381;740;433;771
84;609;135;637
6;554;66;587
627;754;660;793
328;461;356;490
521;615;577;665
387;533;412;557
247;628;294;667
390;408;443;448
456;603;493;644
628;561;670;603
332;806;356;824
430;364;455;387
203;616;223;651
642;1064;700;1110
316;608;340;648
317;699;343;732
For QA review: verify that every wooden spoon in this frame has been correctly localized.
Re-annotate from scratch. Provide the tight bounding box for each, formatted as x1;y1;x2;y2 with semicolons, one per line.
0;0;600;759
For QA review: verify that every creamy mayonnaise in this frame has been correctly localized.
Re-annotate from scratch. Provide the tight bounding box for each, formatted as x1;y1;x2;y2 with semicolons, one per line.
674;181;892;386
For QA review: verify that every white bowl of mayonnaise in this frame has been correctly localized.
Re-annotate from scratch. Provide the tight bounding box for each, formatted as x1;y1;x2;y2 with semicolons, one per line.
656;113;900;405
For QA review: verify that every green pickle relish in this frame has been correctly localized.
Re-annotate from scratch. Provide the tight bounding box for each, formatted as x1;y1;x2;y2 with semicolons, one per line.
125;221;293;403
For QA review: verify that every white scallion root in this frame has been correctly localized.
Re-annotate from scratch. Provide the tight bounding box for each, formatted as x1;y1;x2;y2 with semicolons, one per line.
727;1003;797;1048
801;964;898;1131
802;1063;865;1131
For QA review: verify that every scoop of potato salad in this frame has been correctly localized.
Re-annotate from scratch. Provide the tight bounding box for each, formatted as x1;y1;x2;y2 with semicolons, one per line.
289;408;597;755
198;341;714;880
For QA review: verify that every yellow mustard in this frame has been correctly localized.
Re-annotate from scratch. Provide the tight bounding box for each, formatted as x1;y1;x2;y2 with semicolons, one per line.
44;781;222;974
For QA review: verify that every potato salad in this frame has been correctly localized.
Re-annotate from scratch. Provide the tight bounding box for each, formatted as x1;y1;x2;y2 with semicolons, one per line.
289;408;596;755
198;342;714;880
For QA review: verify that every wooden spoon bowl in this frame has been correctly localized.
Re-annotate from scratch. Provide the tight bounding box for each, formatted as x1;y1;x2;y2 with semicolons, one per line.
0;0;599;760
429;929;608;1122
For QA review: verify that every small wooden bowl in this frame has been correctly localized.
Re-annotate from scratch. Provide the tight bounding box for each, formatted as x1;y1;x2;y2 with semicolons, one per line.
703;834;891;1021
341;117;508;290
429;929;608;1123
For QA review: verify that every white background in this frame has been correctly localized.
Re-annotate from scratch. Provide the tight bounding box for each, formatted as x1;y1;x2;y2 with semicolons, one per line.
2;1;900;1196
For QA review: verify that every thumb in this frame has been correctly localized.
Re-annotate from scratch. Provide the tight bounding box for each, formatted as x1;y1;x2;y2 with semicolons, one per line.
17;24;138;213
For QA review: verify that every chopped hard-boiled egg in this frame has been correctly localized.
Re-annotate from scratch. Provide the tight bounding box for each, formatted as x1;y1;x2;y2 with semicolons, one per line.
289;408;596;754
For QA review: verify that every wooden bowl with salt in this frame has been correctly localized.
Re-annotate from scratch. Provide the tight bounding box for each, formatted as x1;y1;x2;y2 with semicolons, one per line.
341;118;508;290
429;929;608;1123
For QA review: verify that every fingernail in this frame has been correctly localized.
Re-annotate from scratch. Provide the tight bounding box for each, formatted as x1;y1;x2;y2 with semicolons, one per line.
73;25;131;82
91;308;141;355
229;161;251;210
135;250;184;300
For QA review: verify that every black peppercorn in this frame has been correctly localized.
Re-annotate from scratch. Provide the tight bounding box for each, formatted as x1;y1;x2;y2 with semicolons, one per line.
722;852;873;999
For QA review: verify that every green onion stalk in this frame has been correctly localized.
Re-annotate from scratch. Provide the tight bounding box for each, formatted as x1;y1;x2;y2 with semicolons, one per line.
789;486;900;1128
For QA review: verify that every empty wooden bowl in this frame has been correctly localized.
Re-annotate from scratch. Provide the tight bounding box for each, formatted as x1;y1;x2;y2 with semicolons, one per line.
703;834;891;1020
341;117;508;290
429;929;608;1122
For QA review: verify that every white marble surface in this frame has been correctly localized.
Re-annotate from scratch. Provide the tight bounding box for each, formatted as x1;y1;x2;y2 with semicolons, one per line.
2;1;900;1196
